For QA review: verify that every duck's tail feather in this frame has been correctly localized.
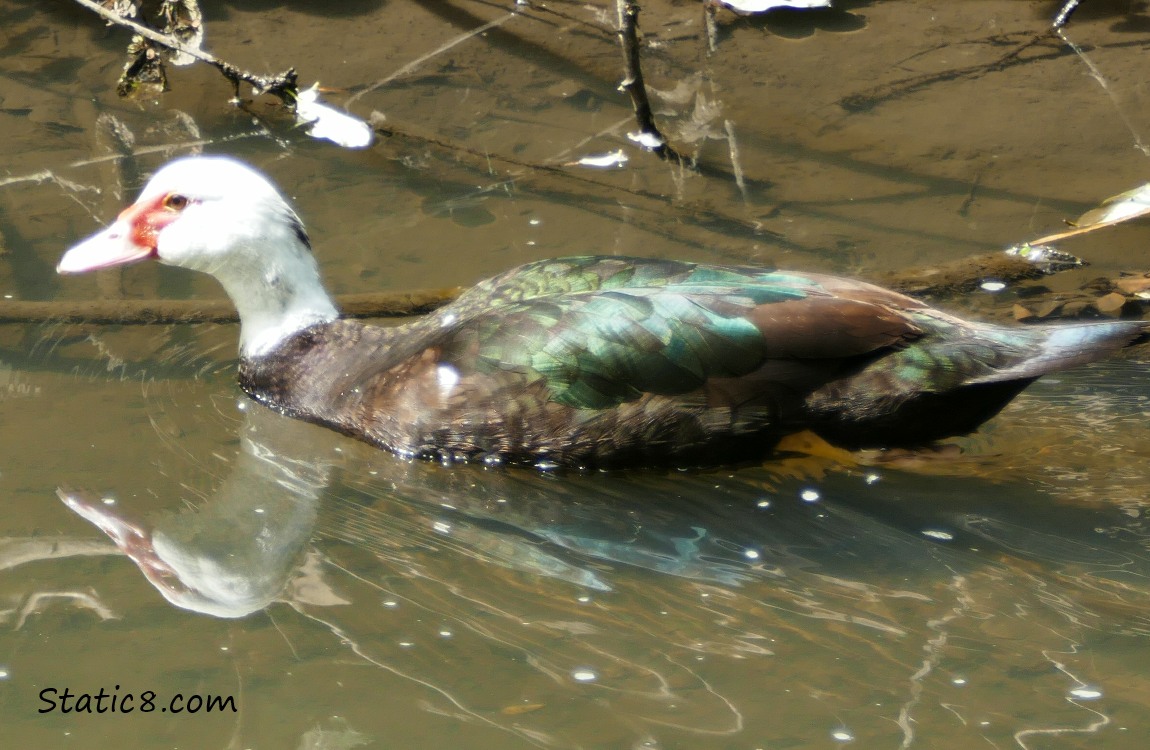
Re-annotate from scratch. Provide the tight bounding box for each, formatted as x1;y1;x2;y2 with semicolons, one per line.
968;320;1149;385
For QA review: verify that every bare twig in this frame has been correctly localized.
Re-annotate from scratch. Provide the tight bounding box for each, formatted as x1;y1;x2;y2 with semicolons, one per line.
614;0;691;165
838;32;1063;113
71;0;297;102
704;1;720;54
723;119;748;203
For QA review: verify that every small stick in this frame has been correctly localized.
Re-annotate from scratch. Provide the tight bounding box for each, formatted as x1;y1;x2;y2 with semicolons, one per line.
346;12;518;107
723;119;749;203
704;1;720;54
1029;216;1130;245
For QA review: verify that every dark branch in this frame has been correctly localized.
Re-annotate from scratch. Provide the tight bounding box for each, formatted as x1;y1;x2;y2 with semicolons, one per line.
615;1;691;166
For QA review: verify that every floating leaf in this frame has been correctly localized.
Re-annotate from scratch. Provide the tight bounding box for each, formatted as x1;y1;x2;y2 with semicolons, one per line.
1077;183;1150;227
1030;183;1150;244
1034;299;1064;318
1095;292;1128;315
1115;273;1150;295
569;150;629;168
500;703;546;716
1061;298;1092;317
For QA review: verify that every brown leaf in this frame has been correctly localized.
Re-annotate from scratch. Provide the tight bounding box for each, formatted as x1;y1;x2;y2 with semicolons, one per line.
1061;299;1091;317
1034;299;1063;318
1115;274;1150;295
1094;292;1128;315
1076;183;1150;228
1029;183;1150;245
501;703;546;716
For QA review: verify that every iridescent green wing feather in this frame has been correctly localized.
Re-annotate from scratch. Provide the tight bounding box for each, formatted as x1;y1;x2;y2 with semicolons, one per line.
449;256;808;314
464;288;775;409
887;313;1146;390
439;257;935;410
448;266;907;409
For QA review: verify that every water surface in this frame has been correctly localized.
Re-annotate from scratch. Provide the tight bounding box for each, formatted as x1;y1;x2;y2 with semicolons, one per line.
3;1;1150;748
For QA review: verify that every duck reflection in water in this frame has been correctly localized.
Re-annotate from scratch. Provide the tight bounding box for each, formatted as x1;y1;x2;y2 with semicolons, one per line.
59;405;329;618
58;403;787;618
60;393;989;621
52;387;1150;750
58;393;1150;623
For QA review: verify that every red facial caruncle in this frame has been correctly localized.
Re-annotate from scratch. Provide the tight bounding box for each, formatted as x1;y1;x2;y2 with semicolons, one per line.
57;191;193;274
120;192;191;252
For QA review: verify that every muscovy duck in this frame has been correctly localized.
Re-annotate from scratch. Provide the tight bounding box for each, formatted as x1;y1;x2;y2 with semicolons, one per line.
58;156;1147;468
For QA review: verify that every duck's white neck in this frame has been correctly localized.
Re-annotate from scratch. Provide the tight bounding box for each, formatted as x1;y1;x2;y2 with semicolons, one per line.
162;209;339;359
220;250;339;358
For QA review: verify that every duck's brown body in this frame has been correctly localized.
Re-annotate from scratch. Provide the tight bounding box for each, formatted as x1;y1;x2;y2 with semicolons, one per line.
235;318;1023;468
237;257;1146;469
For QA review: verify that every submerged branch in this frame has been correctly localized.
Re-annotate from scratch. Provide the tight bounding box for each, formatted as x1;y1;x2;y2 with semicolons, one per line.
838;31;1065;114
0;249;1098;327
71;0;297;101
0;289;459;325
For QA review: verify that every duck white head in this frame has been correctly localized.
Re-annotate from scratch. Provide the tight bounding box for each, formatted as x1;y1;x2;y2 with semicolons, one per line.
58;156;339;357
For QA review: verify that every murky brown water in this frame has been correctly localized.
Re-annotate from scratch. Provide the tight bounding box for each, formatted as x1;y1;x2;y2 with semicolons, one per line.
4;1;1150;747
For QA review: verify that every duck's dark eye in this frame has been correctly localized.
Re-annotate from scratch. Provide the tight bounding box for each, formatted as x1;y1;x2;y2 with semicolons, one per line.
163;193;190;211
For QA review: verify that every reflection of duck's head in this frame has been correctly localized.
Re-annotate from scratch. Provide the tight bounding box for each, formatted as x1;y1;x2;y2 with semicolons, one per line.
56;405;331;619
59;488;305;619
59;489;250;617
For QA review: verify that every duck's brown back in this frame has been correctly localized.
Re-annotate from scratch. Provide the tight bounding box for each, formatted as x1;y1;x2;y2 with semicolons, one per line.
238;257;1148;468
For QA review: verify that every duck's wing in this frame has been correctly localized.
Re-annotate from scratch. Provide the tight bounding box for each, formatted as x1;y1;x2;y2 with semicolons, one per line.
446;282;923;410
451;257;704;312
451;255;928;308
